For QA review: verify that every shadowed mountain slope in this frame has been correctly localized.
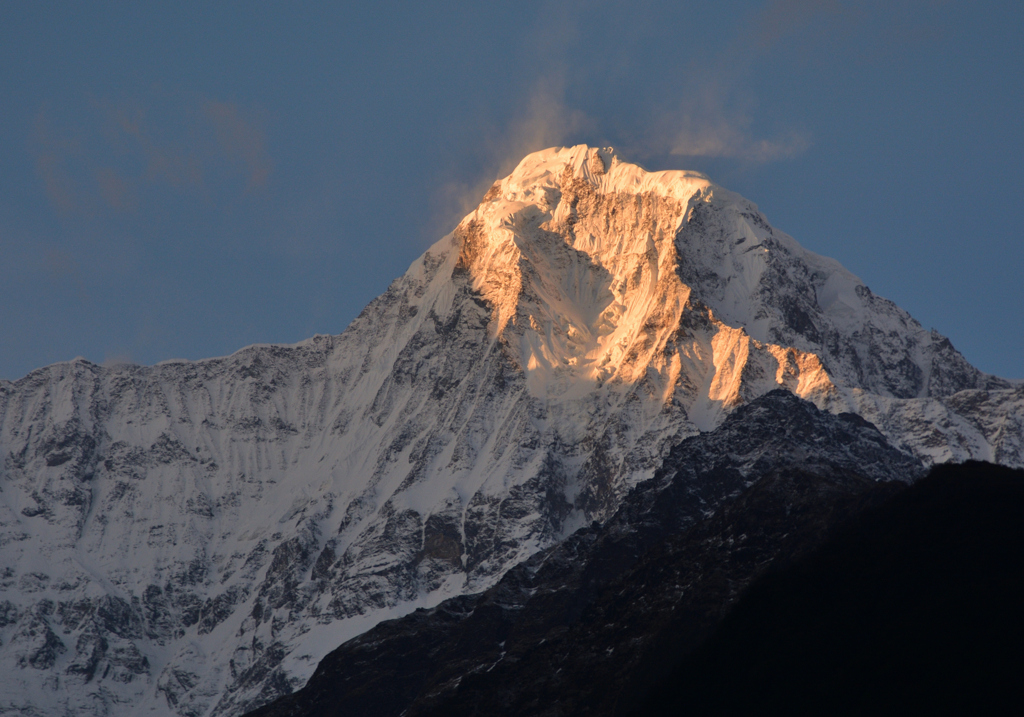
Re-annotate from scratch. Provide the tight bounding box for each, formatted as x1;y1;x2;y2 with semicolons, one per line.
641;460;1024;716
245;391;924;717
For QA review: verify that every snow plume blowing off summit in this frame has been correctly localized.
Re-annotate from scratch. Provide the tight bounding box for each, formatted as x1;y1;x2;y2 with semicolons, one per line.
0;145;1021;717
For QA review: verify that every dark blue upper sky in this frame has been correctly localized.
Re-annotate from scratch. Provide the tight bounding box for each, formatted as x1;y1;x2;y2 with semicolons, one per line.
2;1;1021;380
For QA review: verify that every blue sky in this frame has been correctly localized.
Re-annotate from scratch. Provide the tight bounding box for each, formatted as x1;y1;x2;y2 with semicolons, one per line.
1;1;1021;380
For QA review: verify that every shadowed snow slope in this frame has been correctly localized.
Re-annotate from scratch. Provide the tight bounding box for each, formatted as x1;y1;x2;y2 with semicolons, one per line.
0;145;1020;717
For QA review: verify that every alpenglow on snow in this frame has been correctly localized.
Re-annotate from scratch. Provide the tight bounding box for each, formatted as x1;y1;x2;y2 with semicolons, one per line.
0;145;1021;717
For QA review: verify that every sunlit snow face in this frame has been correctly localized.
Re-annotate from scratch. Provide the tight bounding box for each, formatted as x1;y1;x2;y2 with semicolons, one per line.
450;145;836;418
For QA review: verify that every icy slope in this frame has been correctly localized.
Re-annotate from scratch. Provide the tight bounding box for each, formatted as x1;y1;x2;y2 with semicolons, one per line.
0;145;1020;717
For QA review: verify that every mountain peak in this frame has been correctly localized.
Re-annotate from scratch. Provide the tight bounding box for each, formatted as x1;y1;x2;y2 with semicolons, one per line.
497;144;722;208
447;145;840;412
453;145;717;399
0;146;1019;717
442;145;1005;412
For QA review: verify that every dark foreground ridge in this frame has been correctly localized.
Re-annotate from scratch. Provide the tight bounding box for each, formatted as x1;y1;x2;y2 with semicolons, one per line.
246;391;929;717
641;459;1024;716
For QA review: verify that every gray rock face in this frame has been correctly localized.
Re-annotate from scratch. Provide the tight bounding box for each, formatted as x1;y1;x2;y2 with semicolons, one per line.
0;145;1019;716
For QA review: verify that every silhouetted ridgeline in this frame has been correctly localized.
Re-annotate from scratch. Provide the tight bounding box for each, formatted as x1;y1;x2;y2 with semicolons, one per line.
640;460;1024;716
246;455;1023;716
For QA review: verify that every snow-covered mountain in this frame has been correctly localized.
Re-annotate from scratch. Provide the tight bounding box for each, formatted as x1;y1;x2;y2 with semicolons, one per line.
0;145;1020;716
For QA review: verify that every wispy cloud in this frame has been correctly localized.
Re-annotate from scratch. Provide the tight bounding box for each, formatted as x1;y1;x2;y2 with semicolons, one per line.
29;92;272;216
101;351;134;367
429;76;593;238
489;75;592;178
668;0;956;165
32;111;80;213
659;0;844;164
747;0;846;52
205;101;272;190
669;103;810;163
99;97;204;190
425;0;956;235
746;0;955;59
95;167;136;212
44;248;89;302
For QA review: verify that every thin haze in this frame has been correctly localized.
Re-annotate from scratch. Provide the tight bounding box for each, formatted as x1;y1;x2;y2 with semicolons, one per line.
1;1;1021;379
